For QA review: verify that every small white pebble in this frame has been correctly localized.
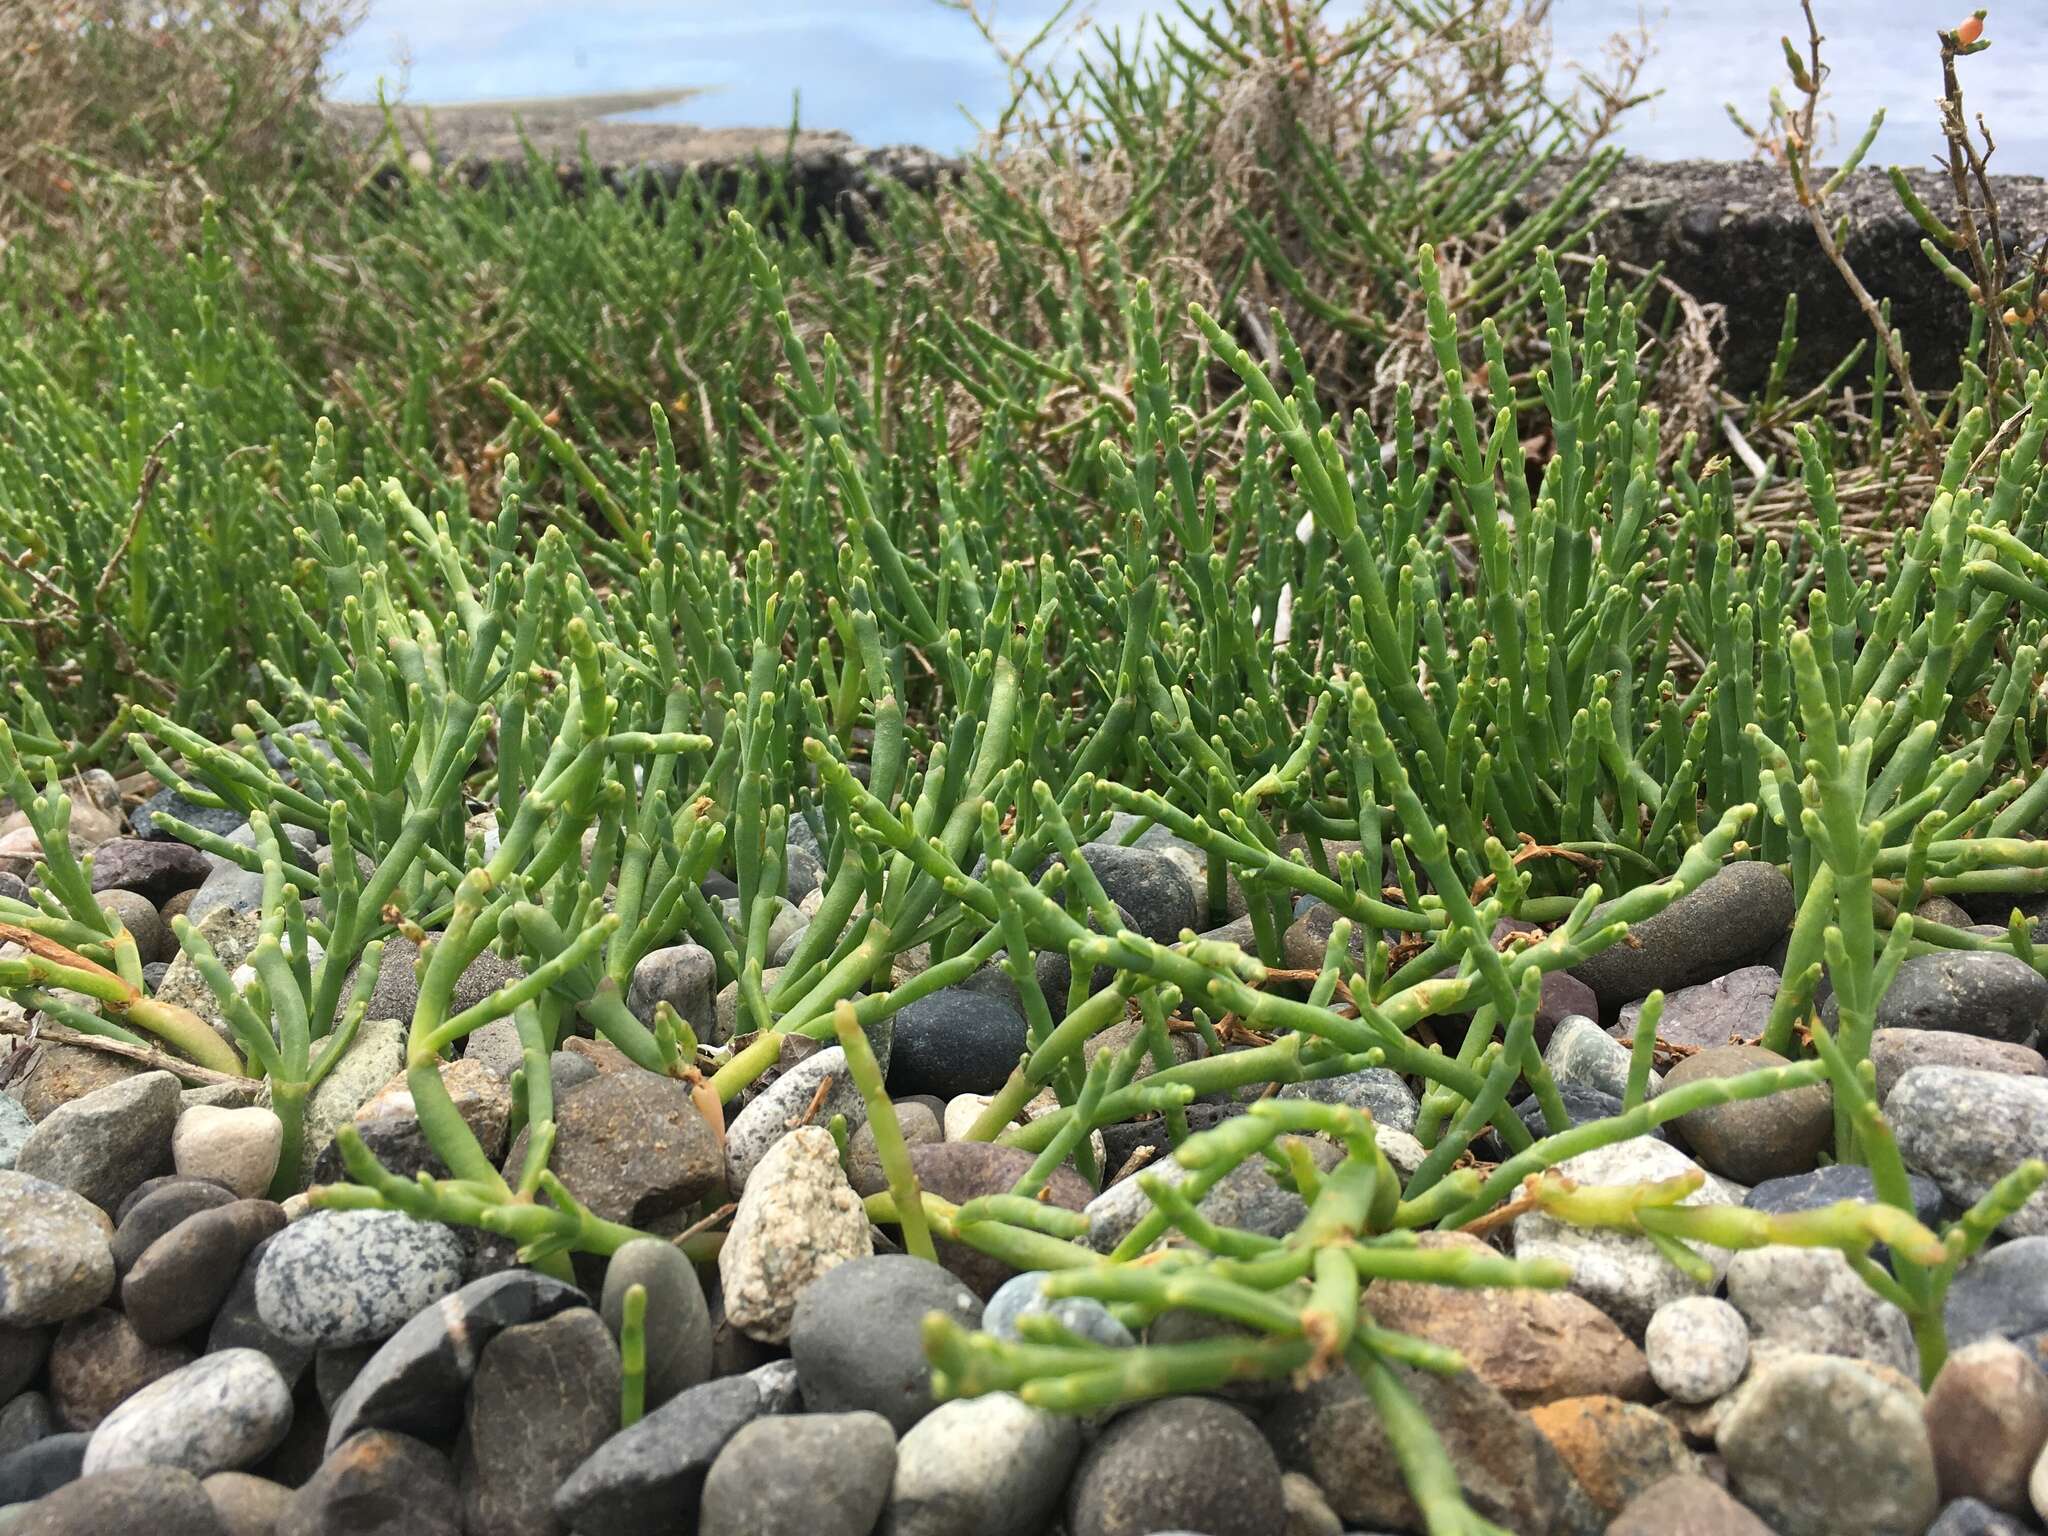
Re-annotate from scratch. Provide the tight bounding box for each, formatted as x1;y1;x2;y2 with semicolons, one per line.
1646;1294;1750;1403
943;1093;995;1141
172;1104;283;1198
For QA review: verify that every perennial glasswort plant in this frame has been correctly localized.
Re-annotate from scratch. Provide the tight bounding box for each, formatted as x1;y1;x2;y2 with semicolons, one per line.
7;180;2048;1529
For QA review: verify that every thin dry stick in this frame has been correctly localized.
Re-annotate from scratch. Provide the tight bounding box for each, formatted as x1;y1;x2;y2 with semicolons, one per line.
1763;2;1933;446
0;1014;261;1090
93;423;181;605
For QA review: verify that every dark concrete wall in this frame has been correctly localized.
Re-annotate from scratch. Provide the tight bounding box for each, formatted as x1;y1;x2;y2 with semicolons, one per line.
337;98;2045;394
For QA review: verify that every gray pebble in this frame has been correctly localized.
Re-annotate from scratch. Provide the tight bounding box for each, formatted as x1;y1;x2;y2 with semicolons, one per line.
1717;1353;1938;1536
14;1072;180;1215
788;1255;981;1433
983;1271;1133;1349
698;1412;895;1536
885;1391;1080;1536
1890;1066;2048;1236
1277;1066;1419;1132
601;1239;711;1411
0;1174;113;1327
552;1375;762;1534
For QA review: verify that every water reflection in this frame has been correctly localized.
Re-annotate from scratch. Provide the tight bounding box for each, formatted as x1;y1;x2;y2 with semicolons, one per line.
327;2;2048;172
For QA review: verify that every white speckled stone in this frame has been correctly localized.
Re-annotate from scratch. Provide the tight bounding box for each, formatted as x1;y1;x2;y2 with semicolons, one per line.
1645;1296;1749;1403
254;1209;467;1347
724;1047;866;1194
718;1126;871;1344
83;1348;291;1476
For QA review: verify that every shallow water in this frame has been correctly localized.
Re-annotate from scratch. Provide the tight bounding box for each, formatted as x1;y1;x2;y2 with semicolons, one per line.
328;2;2048;173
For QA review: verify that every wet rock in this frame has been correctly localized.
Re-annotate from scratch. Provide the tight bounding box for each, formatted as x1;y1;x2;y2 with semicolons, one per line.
1527;1393;1699;1517
1568;862;1795;1016
170;1110;281;1202
884;1390;1081;1536
718;1125;871;1344
1923;1339;2048;1513
254;1210;467;1349
87;841;210;908
1512;1137;1736;1332
502;1068;723;1224
552;1375;764;1535
458;1309;619;1536
789;1255;981;1433
1619;965;1781;1051
699;1411;895;1536
1717;1352;1939;1536
1865;951;2048;1046
0;1173;114;1326
1264;1365;1566;1535
10;1465;223;1536
278;1430;461;1536
15;1071;180;1213
905;1141;1091;1297
885;988;1030;1100
1069;1396;1282;1536
1872;1028;2048;1102
47;1310;193;1432
1889;1066;2048;1236
724;1047;865;1194
1657;1044;1831;1184
625;943;716;1039
1645;1297;1749;1404
1724;1245;1916;1373
81;1348;289;1479
599;1240;710;1411
1605;1472;1775;1535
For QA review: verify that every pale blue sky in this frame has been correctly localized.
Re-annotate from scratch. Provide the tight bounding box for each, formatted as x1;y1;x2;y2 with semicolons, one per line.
327;3;2048;170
